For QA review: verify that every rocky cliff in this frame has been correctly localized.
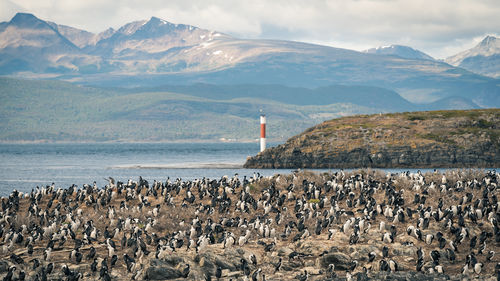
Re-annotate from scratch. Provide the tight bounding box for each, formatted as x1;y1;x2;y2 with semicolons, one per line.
244;109;500;168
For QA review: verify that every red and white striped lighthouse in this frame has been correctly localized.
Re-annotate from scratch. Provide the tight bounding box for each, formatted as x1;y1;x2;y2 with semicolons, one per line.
260;114;266;152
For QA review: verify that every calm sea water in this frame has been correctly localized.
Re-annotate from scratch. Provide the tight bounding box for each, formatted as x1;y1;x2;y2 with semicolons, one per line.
0;142;296;196
0;142;495;197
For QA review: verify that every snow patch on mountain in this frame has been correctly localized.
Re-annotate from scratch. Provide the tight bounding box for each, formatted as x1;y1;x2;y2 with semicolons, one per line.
445;35;500;78
363;44;434;60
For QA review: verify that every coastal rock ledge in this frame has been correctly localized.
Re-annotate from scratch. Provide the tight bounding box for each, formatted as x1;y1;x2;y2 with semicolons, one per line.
244;109;500;169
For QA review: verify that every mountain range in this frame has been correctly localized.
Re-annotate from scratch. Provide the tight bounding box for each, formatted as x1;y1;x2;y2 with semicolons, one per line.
0;13;498;105
0;13;499;142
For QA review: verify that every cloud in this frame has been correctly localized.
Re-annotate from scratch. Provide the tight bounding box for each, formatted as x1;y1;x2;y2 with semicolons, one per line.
0;0;24;20
1;0;499;58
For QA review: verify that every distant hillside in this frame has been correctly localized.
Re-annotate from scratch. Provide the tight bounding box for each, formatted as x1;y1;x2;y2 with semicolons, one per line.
1;76;492;142
0;77;411;142
129;84;417;111
244;109;500;168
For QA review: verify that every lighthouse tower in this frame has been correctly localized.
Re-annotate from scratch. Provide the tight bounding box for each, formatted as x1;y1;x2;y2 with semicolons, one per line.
260;114;266;152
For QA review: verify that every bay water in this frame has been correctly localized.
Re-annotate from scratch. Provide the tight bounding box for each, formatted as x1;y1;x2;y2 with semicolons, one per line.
0;142;294;196
0;142;494;197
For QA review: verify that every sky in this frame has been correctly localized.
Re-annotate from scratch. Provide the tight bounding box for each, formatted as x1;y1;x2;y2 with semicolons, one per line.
1;0;499;59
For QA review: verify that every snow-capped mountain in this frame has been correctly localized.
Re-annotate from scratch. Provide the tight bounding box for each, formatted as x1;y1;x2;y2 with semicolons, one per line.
363;45;434;60
0;13;499;108
86;17;232;62
445;35;500;78
0;13;100;74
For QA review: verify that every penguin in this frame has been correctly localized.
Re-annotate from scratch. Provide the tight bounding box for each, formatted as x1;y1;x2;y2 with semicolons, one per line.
446;248;456;263
250;253;257;265
75;251;83;264
416;258;424;272
382;246;389;258
389;260;398;272
251;268;262;281
86;246;96;260
182;264;190;278
3;266;15;281
46;263;53;275
380;260;389;272
487;250;495;262
430;250;440;265
216;266;222;280
90;258;98;272
348;260;358;272
368;252;376;262
274;257;282;273
425;234;434;245
111;255;118;267
474;263;483;274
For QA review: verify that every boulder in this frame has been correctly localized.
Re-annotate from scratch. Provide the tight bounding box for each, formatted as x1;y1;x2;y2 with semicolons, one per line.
320;250;351;270
348;245;378;261
0;261;8;273
278;246;293;257
196;248;247;275
282;260;303;271
366;271;454;281
145;259;183;280
391;244;416;257
298;240;330;256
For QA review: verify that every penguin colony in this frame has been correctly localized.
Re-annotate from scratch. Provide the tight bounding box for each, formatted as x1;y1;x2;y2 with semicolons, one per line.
0;169;498;280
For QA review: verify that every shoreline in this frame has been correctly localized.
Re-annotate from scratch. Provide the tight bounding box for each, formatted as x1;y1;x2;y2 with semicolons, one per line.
0;139;285;145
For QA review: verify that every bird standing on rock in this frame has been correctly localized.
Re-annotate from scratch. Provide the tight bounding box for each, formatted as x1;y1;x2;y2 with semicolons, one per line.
111;254;118;267
216;266;222;280
250;253;257;265
182;264;190;278
252;268;262;281
368;252;376;262
274;258;282;273
90;258;97;272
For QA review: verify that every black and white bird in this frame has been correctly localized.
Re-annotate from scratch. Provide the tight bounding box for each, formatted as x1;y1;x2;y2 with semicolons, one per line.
487;251;495;262
274;258;282;273
251;268;262;281
382;246;389;258
215;266;222;280
250;253;257;265
111;254;118;267
474;263;483;274
3;266;15;281
368;252;376;262
90;258;97;272
182;264;190;278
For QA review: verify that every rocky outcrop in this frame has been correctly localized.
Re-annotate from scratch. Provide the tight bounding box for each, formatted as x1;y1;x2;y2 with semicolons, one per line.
245;109;500;168
146;258;185;280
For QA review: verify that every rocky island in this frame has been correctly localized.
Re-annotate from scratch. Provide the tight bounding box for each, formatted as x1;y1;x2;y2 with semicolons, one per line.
244;109;500;169
0;169;498;280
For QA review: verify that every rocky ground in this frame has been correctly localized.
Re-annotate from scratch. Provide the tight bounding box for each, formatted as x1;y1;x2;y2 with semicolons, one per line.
0;169;498;280
244;109;500;169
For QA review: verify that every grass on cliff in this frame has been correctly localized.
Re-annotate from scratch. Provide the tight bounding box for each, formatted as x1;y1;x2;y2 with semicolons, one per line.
291;109;500;150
